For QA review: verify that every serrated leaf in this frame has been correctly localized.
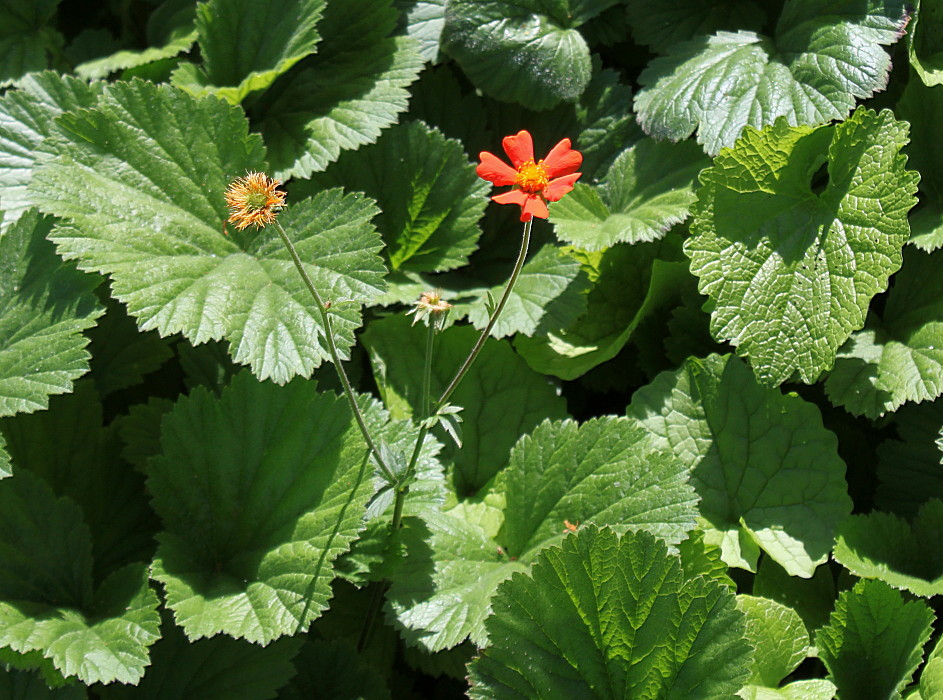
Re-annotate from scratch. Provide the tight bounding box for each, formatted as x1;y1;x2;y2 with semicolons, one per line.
394;0;446;62
817;579;933;700
635;2;908;154
739;595;810;688
0;210;103;422
171;0;324;104
551;137;708;250
29;79;387;384
909;0;943;88
468;526;753;699
306;120;488;273
626;0;766;54
686;109;919;385
259;0;423;179
628;354;852;576
0;1;61;85
0;72;103;229
833;499;943;597
363;315;568;494
0;471;160;685
442;0;600;110
147;372;376;644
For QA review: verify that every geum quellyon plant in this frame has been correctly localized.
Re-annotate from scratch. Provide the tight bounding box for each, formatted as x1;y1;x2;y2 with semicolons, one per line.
224;129;582;646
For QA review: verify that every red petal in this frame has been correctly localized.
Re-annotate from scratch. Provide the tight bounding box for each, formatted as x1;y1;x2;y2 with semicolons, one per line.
542;138;582;178
543;173;581;202
502;130;535;168
492;190;529;206
520;194;549;220
477;151;518;186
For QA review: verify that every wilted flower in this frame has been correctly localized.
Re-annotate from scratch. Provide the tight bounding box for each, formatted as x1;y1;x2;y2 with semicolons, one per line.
407;289;452;326
224;171;286;230
476;130;582;221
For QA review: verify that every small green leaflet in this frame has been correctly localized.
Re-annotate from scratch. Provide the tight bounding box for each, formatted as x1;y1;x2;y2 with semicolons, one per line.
635;0;908;154
686;109;919;386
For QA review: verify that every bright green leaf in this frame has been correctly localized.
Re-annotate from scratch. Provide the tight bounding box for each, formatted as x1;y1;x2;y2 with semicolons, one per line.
0;210;103;422
909;0;943;87
686;109;919;385
738;595;810;687
30;79;388;384
737;680;838;700
753;558;836;633
148;373;376;644
628;354;852;576
817;579;933;700
394;0;446;62
469;526;752;699
635;2;908;154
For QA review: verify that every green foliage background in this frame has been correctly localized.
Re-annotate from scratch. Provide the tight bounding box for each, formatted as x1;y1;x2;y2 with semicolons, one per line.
0;0;941;697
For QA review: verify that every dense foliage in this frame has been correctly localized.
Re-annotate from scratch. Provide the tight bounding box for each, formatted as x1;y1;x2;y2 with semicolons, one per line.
0;0;941;697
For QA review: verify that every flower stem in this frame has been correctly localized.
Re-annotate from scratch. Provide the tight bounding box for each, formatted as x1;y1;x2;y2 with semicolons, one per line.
272;220;395;484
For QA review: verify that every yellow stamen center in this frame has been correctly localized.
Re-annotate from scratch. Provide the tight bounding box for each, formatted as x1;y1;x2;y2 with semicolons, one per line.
515;160;549;194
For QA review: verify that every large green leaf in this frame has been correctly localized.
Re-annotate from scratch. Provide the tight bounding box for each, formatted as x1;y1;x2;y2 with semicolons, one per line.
817;579;933;700
875;401;943;516
394;0;446;62
833;499;943;597
259;0;423;179
826;248;943;418
30;79;387;384
753;558;836;634
551;137;708;250
148;373;377;644
635;0;908;154
0;0;61;85
0;471;160;685
625;0;766;54
468;526;752;699
0;72;102;229
909;0;943;88
686;109;919;385
897;77;943;252
363;315;568;495
442;0;603;110
0;210;103;425
172;0;324;104
306;120;488;273
628;354;852;577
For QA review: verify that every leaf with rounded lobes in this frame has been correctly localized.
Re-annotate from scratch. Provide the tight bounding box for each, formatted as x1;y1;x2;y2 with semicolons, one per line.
499;417;698;559
753;558;835;634
628;354;852;577
469;526;752;699
909;0;943;87
305;120;489;273
635;1;908;155
738;596;810;688
259;0;423;180
551;137;708;250
0;210;103;424
29;79;387;385
626;0;766;54
833;499;943;597
0;471;160;685
817;579;933;700
0;71;103;230
147;372;376;645
897;75;943;252
442;0;598;110
686;109;919;386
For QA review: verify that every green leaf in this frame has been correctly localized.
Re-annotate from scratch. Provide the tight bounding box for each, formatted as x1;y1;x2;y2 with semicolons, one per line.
499;417;698;559
0;663;85;698
753;558;836;633
259;0;423;179
30;79;388;384
897;77;943;252
0;72;103;229
626;0;766;54
909;0;943;88
817;579;933;700
394;0;446;62
833;499;943;597
0;471;160;685
737;680;838;700
147;372;376;644
363;315;568;495
455;244;589;338
739;595;810;688
635;2;909;154
0;0;61;85
468;526;752;699
628;354;852;576
875;401;943;515
917;637;943;700
0;210;103;421
442;0;599;110
100;614;302;699
171;0;324;104
826;249;943;417
279;639;390;699
686;109;919;385
306;120;489;273
551;137;708;250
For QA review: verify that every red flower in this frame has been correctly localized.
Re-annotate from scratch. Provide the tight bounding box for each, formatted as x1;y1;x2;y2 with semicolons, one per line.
476;130;582;221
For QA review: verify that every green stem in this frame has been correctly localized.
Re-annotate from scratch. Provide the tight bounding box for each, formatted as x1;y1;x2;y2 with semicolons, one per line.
272;220;395;484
